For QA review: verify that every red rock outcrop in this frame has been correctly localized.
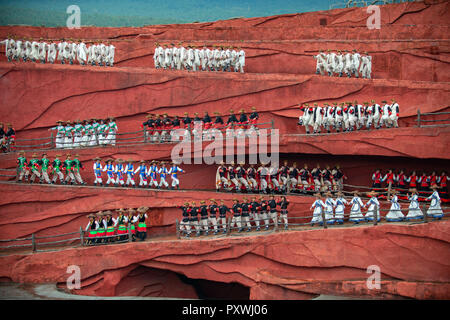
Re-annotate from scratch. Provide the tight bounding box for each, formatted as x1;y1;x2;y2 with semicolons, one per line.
0;182;447;243
0;1;449;80
1;220;449;299
0;63;449;143
0;1;449;300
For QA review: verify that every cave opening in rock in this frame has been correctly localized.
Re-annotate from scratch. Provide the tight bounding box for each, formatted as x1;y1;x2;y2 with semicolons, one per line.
176;273;250;300
110;266;250;299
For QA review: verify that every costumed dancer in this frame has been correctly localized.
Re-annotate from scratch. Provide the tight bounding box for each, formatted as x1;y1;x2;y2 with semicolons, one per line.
126;208;137;241
334;192;347;224
310;193;325;226
115;208;128;241
158;161;169;189
218;199;230;234
39;153;51;184
324;192;336;225
260;196;270;230
349;191;365;223
230;199;242;233
63;154;76;185
64;121;73;149
72;154;86;185
364;191;381;222
28;153;41;183
169;161;184;190
405;188;423;220
125;159;136;187
49;120;65;149
240;198;252;232
199;200;210;235
85;214;98;245
385;189;404;222
136;206;149;241
114;159;125;186
277;196;290;230
190;201;200;236
180;202;191;237
148;161;159;189
96;211;107;244
426;184;444;219
16;151;29;182
103;158;116;186
51;154;65;184
135;160;148;188
93;157;103;186
267;195;278;229
250;196;261;231
104;211;116;243
216;161;229;192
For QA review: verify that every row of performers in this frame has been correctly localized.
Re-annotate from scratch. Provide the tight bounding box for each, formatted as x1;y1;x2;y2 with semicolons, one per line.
84;207;149;244
49;118;118;149
372;169;449;194
215;161;346;193
311;187;445;225
298;100;400;134
93;159;184;188
141;108;260;141
179;196;290;237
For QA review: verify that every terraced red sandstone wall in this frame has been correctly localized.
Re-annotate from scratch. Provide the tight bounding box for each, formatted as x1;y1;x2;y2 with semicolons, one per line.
0;1;449;299
0;64;449;142
0;1;449;80
0;220;449;299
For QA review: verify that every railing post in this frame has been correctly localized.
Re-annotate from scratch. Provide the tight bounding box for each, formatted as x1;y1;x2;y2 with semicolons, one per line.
226;217;231;236
31;233;36;252
143;127;147;143
176;219;180;239
80;227;84;246
417;109;421;128
374;204;378;226
274;212;278;231
321;210;327;229
128;225;132;242
50;132;54;149
422;203;428;223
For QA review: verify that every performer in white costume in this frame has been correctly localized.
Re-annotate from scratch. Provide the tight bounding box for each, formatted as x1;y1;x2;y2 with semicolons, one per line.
405;188;423;220
349;191;365;223
364;191;381;222
426;184;444;219
310;193;326;225
334;192;347;224
385;190;404;222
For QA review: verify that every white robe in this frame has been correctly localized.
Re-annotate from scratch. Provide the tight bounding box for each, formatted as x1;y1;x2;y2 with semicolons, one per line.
324;198;335;223
427;191;444;218
365;197;380;221
31;41;40;61
385;195;404;221
349;197;365;222
406;194;423;219
77;43;88;64
334;197;347;221
311;200;325;224
47;43;57;62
